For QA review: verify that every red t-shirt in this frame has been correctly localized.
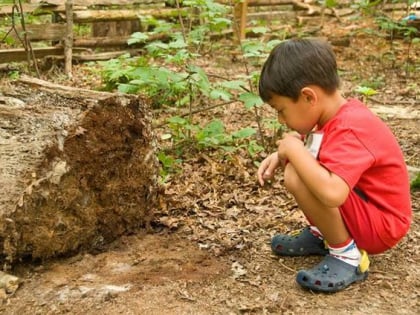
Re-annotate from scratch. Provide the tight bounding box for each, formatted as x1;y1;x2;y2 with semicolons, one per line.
317;98;412;243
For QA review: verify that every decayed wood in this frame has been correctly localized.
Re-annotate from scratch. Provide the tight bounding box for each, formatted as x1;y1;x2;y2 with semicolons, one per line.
0;78;159;265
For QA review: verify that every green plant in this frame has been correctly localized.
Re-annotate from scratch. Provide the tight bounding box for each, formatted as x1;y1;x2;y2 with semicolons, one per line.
411;172;420;191
354;85;378;101
157;151;182;182
163;116;261;154
97;0;283;180
8;70;19;79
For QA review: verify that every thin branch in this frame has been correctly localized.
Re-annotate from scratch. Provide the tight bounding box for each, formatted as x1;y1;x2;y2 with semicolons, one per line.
10;0;40;77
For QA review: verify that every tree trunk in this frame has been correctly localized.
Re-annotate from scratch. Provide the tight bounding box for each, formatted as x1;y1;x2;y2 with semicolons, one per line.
0;77;159;265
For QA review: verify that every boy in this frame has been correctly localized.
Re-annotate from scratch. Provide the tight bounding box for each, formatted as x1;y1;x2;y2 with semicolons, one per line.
257;38;412;293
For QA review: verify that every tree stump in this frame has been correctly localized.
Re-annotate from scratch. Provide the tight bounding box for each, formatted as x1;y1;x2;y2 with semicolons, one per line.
0;77;159;265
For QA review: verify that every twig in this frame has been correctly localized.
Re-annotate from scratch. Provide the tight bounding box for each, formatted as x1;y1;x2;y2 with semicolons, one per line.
10;0;40;77
175;0;187;44
277;259;297;273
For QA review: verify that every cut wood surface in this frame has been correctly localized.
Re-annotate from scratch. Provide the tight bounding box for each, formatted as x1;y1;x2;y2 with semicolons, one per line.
0;78;159;265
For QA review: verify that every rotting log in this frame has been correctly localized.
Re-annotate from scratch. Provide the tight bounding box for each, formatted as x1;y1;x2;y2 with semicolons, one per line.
0;77;159;265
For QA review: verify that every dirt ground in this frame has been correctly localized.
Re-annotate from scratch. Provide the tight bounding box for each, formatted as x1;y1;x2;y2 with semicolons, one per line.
1;14;419;315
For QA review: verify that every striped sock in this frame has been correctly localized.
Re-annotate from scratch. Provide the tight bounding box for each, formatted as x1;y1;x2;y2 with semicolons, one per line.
329;238;361;267
309;225;323;239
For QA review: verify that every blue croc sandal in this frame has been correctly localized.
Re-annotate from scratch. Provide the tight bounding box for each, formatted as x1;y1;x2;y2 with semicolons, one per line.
271;227;328;256
296;251;370;293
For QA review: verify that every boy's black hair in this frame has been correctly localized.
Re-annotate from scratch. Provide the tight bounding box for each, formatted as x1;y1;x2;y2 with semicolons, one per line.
259;38;340;102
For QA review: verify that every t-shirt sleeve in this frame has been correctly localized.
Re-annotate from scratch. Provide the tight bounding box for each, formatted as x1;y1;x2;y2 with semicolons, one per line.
318;128;375;189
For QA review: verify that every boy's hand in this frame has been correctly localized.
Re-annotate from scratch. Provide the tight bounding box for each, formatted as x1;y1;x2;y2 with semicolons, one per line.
276;133;305;161
257;152;282;186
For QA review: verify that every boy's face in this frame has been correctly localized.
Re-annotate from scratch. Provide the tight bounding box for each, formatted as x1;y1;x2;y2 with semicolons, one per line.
267;93;318;135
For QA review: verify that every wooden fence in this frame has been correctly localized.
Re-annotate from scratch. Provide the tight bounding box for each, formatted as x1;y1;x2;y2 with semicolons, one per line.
0;0;416;69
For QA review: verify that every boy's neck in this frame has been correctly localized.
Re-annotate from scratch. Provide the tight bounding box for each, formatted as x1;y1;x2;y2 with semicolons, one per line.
317;90;347;127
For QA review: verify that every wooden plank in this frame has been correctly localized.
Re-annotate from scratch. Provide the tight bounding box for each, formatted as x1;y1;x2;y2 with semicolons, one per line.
219;0;294;6
0;4;86;16
64;8;185;23
9;24;67;42
73;32;168;47
0;4;40;16
28;0;164;6
0;47;87;63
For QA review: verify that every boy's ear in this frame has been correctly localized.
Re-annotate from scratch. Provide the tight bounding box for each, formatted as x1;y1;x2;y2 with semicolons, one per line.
301;87;317;104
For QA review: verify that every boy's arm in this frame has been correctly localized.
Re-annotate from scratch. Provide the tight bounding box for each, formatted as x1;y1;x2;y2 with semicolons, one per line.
278;134;350;207
257;152;283;186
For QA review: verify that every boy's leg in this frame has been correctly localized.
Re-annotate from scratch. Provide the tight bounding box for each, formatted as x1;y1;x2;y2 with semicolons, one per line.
283;163;350;245
282;163;369;292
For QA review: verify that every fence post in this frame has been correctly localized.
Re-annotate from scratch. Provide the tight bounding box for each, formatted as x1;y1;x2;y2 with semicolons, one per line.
65;0;73;78
234;0;248;41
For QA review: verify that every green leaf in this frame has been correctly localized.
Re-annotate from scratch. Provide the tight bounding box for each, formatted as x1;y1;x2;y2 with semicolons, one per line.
239;92;264;109
354;86;378;96
209;89;231;101
325;0;337;9
117;83;139;94
219;80;247;91
250;26;268;34
411;172;420;191
127;32;149;45
232;127;256;139
168;38;188;49
167;116;188;126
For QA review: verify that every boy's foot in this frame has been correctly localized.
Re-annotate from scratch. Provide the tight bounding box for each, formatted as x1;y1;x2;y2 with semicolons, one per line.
271;227;329;256
296;251;370;293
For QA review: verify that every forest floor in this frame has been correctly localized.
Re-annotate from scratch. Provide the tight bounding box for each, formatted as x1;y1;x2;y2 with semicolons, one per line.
0;15;419;315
